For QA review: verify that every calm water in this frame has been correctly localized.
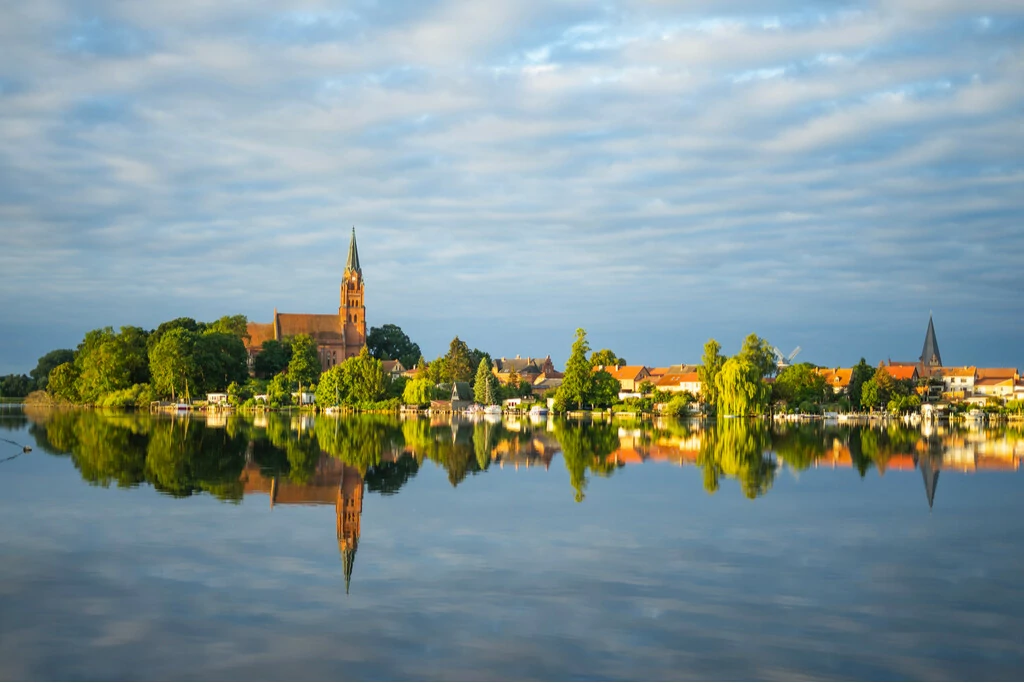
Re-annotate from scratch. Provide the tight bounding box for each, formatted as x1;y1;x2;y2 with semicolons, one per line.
1;408;1022;681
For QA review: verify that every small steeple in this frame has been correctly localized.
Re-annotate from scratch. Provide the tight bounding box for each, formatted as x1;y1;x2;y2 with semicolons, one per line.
345;226;361;276
920;314;942;367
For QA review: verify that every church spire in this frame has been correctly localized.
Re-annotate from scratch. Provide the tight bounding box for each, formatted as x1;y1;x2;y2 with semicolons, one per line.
345;227;361;276
920;314;942;367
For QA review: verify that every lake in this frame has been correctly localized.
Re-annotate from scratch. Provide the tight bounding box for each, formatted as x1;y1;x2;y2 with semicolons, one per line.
1;408;1022;680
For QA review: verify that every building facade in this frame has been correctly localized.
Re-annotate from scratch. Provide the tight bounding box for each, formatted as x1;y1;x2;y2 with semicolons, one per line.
247;228;367;372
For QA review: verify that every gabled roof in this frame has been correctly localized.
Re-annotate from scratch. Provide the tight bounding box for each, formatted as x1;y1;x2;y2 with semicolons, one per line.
595;365;649;381
668;364;699;374
648;367;670;377
936;366;976;378
277;313;344;343
246;322;277;349
816;368;853;387
493;356;550;373
977;368;1018;380
656;372;700;386
883;365;919;381
451;381;473;402
382;360;406;373
976;377;1014;387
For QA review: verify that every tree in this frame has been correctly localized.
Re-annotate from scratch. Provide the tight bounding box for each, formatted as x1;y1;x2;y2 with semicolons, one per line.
266;372;292;407
194;331;249;393
149;328;198;401
74;327;147;404
848;358;874;408
366;323;422;369
287;334;321;399
402;377;434;406
348;346;387;403
698;339;726;410
590;349;626;368
715;357;770;416
254;339;292;377
0;374;31;397
147;317;203;354
315;365;351;408
557;328;593;410
443;337;473;384
738;333;776;379
30;349;75;391
47;362;80;403
591;370;621;408
772;363;828;409
473;357;499;405
426;356;446;385
206;314;249;340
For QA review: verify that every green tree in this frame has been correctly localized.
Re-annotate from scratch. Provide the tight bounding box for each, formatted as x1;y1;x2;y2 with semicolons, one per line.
47;362;80;403
315;364;351;408
30;349;75;391
553;419;620;502
426;355;446;385
739;333;776;379
772;363;828;409
0;374;31;397
402;377;434;406
557;328;593;411
194;331;249;393
206;314;249;340
147;317;203;354
698;339;726;410
591;370;621;408
266;372;292;407
254;339;292;377
287;334;321;400
848;358;874;408
443;337;474;384
348;346;386;403
590;349;626;368
366;323;422;369
149;327;198;401
715;357;770;416
473;357;499;405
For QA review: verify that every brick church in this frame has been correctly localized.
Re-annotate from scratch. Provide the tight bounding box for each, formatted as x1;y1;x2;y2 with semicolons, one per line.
246;228;366;372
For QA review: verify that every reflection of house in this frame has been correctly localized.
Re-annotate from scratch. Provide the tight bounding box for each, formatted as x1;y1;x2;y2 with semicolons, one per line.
246;229;367;373
596;365;651;392
239;455;364;593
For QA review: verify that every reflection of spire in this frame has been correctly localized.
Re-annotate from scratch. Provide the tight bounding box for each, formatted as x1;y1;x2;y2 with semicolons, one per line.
336;465;364;595
916;455;941;511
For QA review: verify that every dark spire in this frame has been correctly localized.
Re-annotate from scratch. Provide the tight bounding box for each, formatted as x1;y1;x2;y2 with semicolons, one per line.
920;314;942;367
340;541;357;595
345;227;361;276
918;456;940;511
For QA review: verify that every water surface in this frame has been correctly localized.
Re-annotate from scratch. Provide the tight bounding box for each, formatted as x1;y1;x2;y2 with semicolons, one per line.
0;409;1021;680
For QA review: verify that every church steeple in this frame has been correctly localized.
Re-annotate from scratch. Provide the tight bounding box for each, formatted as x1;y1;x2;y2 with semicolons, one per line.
345;227;361;276
920;314;942;367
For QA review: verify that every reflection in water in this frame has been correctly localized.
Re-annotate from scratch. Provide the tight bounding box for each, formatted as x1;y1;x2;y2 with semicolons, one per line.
16;409;1024;591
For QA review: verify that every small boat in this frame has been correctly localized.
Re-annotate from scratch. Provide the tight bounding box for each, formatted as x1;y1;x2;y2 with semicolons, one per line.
484;405;502;415
529;406;548;416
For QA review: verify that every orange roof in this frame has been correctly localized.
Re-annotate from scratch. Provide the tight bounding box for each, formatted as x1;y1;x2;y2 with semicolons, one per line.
816;368;853;387
656;372;700;386
595;365;649;380
883;366;918;381
977;368;1018;380
648;367;670;377
276;313;344;343
246;322;276;349
976;377;1013;387
937;366;976;378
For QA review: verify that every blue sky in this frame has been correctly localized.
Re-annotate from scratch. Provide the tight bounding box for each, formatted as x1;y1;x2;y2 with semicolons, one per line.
1;1;1022;374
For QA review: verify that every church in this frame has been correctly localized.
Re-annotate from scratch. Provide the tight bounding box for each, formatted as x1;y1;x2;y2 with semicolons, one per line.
246;228;366;372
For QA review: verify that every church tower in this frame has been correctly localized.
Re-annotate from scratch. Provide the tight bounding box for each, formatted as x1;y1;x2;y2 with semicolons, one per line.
920;314;942;368
339;227;366;359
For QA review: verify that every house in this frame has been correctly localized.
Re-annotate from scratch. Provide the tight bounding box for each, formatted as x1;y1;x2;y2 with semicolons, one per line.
655;372;703;397
934;366;977;395
974;368;1019;399
595;365;651;393
451;382;473;411
381;360;406;380
206;392;229;405
493;355;557;385
881;364;919;382
532;373;563;397
815;368;853;394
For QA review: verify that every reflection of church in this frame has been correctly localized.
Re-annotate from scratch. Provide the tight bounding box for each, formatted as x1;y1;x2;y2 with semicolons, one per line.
240;455;364;592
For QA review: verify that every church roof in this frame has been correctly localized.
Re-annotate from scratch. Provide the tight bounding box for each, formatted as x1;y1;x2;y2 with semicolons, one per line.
345;227;361;275
276;313;344;343
246;322;277;350
920;315;942;367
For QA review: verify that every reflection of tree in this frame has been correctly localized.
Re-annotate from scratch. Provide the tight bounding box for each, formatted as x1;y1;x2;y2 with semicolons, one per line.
144;418;247;500
365;454;420;496
697;419;775;499
472;421;498;471
770;424;829;471
400;420;484;487
314;415;404;474
855;424;921;474
552;419;620;503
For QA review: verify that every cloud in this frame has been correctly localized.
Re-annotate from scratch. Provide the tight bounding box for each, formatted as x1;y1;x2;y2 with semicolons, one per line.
0;1;1022;373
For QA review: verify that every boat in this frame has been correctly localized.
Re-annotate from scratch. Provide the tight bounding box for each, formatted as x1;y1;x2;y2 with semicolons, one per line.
529;406;548;416
484;405;502;415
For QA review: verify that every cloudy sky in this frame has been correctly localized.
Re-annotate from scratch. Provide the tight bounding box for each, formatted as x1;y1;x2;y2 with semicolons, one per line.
1;0;1022;374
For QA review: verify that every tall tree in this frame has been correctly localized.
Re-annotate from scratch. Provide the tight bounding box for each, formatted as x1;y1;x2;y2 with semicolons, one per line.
698;339;726;410
589;349;626;367
149;328;198;401
366;324;422;369
848;358;874;408
715;357;770;416
30;349;75;391
591;369;621;408
254;339;292;377
443;336;474;384
557;328;593;410
47;362;80;403
473;357;499;405
194;331;249;393
207;314;249;340
349;346;387;402
287;334;321;400
739;333;776;378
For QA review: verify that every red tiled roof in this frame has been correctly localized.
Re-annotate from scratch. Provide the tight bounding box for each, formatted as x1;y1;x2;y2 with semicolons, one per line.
246;322;276;350
883;366;918;381
656;372;700;386
937;366;976;378
595;365;649;380
977;368;1018;380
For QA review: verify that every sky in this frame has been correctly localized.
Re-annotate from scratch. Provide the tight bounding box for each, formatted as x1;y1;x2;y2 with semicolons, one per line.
1;0;1022;374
